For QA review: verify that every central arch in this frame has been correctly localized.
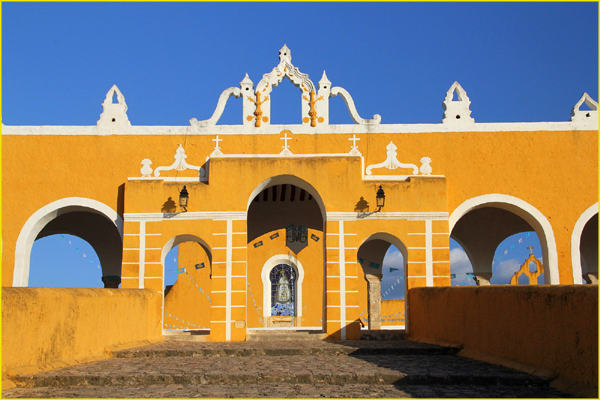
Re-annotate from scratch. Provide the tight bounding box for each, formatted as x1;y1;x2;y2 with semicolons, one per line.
246;175;326;330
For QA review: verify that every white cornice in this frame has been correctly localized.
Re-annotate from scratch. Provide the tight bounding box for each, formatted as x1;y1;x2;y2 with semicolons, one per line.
124;211;448;222
2;120;597;135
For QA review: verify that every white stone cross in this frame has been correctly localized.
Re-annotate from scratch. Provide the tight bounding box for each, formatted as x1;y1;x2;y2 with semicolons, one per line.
279;130;293;156
213;135;222;151
349;134;361;155
281;132;291;150
528;245;534;255
211;135;224;156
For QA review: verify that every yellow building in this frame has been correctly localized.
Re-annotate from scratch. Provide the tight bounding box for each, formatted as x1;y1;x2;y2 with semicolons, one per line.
2;46;598;342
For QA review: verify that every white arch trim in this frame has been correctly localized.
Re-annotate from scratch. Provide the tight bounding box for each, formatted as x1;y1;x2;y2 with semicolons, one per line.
161;234;212;271
449;194;559;284
571;203;598;284
261;254;305;318
13;197;124;287
246;174;326;221
359;232;409;269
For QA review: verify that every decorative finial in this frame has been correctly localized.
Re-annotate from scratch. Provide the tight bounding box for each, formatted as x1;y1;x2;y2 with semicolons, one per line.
279;44;291;62
318;71;331;91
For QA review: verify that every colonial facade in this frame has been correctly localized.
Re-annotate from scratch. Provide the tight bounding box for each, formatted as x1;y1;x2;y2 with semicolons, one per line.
3;46;598;342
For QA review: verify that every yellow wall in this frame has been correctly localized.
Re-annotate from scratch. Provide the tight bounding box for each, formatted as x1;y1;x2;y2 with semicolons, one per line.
1;288;163;376
381;299;405;327
3;129;596;286
406;285;598;387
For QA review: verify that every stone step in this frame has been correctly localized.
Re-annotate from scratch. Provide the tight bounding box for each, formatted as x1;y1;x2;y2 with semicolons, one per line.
3;382;574;399
10;353;550;389
245;329;327;342
162;330;210;342
361;329;406;341
114;340;460;358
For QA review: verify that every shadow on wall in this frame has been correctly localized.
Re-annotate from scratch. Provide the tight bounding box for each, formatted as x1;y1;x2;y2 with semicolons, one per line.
354;197;370;212
161;197;177;213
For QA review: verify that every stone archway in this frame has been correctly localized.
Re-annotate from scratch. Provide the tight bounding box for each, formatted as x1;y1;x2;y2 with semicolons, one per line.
571;203;599;284
357;233;408;330
450;194;559;285
13;197;123;287
246;175;325;330
161;234;212;331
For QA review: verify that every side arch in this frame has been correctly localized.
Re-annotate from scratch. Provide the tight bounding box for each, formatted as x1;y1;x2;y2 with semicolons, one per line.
449;194;559;284
571;203;599;284
261;254;305;318
359;232;409;265
13;197;123;287
161;234;213;270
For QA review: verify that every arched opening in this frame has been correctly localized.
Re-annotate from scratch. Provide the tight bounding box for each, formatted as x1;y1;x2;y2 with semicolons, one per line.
246;175;325;330
259;255;306;328
269;78;303;124
450;233;545;286
357;233;408;331
572;204;598;284
29;234;104;288
161;235;212;333
450;195;559;285
14;198;123;287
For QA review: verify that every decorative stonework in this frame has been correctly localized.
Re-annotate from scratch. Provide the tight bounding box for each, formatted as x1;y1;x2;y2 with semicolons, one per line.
151;145;202;177
140;159;153;177
211;135;224;156
442;81;474;125
190;87;241;128
419;157;433;175
279;130;293;156
366;142;420;176
188;45;382;128
510;246;544;285
97;85;131;130
349;134;361;155
331;87;381;125
570;92;598;123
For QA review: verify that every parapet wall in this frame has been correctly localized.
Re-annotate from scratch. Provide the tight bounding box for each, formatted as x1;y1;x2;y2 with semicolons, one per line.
406;285;598;387
1;288;163;376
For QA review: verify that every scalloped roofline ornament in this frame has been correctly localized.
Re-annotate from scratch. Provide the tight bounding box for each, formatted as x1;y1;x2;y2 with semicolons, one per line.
570;92;598;123
190;45;380;129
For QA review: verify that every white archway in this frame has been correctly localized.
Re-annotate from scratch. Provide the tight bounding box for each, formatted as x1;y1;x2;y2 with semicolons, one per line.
13;197;123;287
246;174;326;220
571;203;598;284
359;232;409;264
161;234;212;270
261;254;305;318
449;194;559;284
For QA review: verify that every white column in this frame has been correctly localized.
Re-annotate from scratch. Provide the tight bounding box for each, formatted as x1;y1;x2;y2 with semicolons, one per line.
139;221;146;289
339;221;346;340
426;220;433;287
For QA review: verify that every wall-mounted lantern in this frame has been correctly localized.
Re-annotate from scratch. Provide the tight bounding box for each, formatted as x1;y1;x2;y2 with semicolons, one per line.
179;186;189;212
376;185;385;211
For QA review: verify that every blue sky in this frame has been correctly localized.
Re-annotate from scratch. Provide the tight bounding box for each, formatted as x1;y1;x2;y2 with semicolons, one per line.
5;2;597;290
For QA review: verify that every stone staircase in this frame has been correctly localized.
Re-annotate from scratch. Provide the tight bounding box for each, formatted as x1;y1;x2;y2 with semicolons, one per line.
246;329;328;341
2;340;576;398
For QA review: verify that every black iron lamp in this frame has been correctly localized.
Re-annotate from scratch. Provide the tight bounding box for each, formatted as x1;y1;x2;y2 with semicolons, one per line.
376;185;385;211
179;186;189;212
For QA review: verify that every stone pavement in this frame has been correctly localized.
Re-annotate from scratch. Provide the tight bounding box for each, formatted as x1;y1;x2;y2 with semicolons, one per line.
3;340;574;398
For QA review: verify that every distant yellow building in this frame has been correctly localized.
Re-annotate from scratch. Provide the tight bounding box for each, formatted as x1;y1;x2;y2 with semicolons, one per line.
2;46;597;342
